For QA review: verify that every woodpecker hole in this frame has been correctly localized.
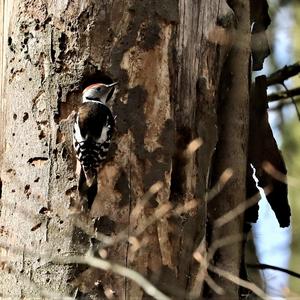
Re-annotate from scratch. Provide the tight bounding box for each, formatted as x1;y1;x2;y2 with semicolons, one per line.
81;70;115;90
13;113;17;120
80;66;117;101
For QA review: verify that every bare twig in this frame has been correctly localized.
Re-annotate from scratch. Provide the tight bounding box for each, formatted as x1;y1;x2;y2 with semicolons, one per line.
267;87;300;102
282;83;300;121
184;138;203;158
267;61;300;86
268;97;300;111
53;253;171;300
247;263;300;279
262;161;300;187
214;186;271;228
206;168;234;202
207;234;244;262
208;265;269;299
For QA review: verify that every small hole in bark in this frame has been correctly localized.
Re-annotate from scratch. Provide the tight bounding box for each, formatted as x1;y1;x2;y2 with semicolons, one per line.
23;112;29;122
24;184;30;193
62;147;68;159
46;278;50;283
59;220;64;225
57;248;61;253
12;133;15;136
13;113;17;120
29;77;32;81
34;177;40;182
39;130;45;139
94;216;116;236
65;186;77;196
39;207;48;214
31;222;42;231
58;33;68;51
11;189;15;193
44;16;52;24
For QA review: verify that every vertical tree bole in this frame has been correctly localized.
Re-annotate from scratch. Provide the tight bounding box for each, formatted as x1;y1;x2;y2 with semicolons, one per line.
0;0;250;299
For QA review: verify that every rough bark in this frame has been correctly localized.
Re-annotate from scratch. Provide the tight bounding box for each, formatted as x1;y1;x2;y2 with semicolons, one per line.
0;0;250;299
207;0;251;299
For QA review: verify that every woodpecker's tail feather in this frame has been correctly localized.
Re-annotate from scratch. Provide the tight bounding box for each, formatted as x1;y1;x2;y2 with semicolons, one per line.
84;168;97;187
78;168;98;210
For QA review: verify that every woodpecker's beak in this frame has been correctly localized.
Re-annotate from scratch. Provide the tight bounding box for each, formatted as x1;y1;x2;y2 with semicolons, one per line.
107;82;118;88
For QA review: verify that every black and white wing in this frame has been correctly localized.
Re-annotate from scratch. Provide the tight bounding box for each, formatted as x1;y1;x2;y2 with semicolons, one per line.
73;102;114;173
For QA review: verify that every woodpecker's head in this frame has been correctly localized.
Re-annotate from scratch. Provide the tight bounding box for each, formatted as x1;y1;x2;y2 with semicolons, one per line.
82;82;118;104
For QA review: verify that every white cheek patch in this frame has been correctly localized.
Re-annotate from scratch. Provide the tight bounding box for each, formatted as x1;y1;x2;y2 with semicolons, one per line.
73;116;86;143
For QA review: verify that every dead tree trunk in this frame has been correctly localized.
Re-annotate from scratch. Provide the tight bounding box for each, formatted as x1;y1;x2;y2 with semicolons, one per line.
0;0;251;299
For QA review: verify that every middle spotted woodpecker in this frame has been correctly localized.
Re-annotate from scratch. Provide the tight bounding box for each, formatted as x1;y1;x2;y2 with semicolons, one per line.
73;82;117;196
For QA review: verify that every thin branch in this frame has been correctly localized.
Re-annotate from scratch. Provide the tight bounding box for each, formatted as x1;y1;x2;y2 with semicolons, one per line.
262;161;300;187
206;168;234;202
267;61;300;86
247;263;300;279
282;83;300;121
208;265;269;299
214;186;271;228
267;87;300;102
268;97;300;111
53;254;171;300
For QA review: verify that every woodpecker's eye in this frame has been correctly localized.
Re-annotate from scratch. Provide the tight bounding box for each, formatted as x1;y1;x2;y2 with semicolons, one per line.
97;87;102;91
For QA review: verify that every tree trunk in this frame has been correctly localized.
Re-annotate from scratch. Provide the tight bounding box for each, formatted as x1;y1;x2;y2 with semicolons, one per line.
0;0;250;299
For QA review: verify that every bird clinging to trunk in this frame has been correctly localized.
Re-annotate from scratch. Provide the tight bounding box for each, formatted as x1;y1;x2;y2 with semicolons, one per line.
73;82;117;208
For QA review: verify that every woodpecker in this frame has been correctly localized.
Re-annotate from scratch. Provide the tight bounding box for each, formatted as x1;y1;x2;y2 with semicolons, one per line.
73;82;117;196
